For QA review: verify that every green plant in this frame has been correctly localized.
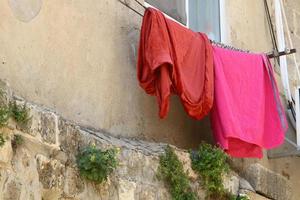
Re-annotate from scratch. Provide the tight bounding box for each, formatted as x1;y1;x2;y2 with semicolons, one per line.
12;134;24;150
235;195;250;200
0;106;10;127
76;145;118;184
9;101;31;125
190;143;230;200
158;146;197;200
0;133;5;147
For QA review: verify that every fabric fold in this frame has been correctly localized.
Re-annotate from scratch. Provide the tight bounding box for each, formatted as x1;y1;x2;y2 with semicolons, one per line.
137;8;214;120
211;46;288;158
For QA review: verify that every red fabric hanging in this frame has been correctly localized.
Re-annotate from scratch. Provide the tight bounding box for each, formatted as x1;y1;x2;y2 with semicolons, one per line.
137;8;214;119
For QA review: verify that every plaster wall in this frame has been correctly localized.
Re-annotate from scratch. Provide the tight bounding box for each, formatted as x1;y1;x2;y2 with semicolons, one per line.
1;0;300;199
0;0;213;148
0;0;276;148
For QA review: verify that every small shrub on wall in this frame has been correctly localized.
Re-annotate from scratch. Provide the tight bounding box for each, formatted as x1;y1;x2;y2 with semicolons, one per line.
158;145;198;200
9;101;31;125
12;134;24;150
190;143;234;200
76;145;118;184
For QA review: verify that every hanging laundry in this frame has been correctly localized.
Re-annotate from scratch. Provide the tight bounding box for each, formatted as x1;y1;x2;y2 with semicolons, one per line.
211;46;288;158
137;8;214;119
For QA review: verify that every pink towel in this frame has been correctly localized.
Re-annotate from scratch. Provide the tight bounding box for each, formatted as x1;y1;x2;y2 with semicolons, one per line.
211;47;288;158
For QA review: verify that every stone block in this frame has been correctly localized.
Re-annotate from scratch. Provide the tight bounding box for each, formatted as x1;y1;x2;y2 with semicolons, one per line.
223;174;240;195
0;80;11;106
36;154;65;190
93;175;119;200
243;163;291;200
63;167;85;196
239;177;255;192
58;122;96;168
157;188;172;200
135;184;157;200
0;135;13;167
40;111;58;145
239;189;271;200
117;149;158;183
118;179;136;200
3;179;22;200
15;102;41;137
58;119;84;164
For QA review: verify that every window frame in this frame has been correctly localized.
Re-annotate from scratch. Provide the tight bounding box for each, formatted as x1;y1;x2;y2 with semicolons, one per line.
144;0;223;42
144;1;187;27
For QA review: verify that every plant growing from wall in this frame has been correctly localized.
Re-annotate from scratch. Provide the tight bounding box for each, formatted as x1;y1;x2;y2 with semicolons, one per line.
0;98;31;128
9;100;31;125
76;145;118;184
190;143;231;200
0;133;5;147
158;145;198;200
236;195;250;200
11;134;24;150
0;106;10;127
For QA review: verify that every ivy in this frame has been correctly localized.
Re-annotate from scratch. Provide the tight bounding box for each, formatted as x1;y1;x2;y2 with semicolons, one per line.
76;145;118;184
158;146;198;200
190;143;231;200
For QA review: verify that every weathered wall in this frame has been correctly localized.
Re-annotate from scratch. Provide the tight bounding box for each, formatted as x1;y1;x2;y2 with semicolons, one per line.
0;0;217;149
0;81;290;200
1;0;300;199
267;0;300;198
0;0;275;148
222;1;300;199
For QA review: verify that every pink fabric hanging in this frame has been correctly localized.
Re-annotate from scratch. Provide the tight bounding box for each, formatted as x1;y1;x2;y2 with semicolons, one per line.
211;46;288;158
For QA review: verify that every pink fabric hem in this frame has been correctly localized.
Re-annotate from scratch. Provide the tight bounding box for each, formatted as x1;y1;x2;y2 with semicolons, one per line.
211;46;287;158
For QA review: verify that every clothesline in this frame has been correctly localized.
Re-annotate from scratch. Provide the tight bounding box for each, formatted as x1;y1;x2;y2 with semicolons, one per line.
117;0;297;59
138;8;288;158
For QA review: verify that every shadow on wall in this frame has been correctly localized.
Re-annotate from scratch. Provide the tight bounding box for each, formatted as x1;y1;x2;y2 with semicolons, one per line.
124;17;215;149
2;0;215;150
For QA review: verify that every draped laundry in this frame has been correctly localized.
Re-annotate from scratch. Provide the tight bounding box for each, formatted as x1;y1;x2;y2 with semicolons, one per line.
211;46;288;158
137;8;214;120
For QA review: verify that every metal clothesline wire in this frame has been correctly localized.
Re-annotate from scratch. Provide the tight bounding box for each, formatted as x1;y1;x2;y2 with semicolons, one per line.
117;0;144;17
117;0;296;58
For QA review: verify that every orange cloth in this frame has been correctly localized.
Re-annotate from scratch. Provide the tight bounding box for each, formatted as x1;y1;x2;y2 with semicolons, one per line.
137;8;214;119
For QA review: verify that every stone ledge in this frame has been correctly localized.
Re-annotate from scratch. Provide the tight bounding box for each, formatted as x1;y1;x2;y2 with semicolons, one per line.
243;163;292;200
0;79;293;200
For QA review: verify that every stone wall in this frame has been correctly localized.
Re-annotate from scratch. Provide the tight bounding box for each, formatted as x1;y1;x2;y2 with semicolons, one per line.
0;0;213;149
0;80;292;199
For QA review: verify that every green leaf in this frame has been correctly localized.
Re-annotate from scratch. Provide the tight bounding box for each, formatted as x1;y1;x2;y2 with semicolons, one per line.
76;145;118;184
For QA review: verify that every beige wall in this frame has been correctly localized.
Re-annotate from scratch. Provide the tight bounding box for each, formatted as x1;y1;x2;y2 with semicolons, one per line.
1;0;300;197
0;0;216;148
0;0;278;148
223;1;300;199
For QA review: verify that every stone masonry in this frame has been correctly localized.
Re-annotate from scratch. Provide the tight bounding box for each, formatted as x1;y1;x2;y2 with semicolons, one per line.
0;80;291;199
